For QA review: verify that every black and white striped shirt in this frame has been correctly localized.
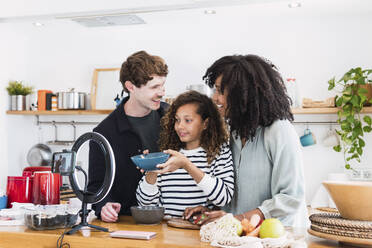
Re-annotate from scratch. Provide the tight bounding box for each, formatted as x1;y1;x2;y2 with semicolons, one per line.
136;144;234;218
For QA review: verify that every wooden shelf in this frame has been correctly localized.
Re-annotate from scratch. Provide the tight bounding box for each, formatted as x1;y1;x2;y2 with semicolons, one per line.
6;107;372;115
292;107;372;114
6;110;113;115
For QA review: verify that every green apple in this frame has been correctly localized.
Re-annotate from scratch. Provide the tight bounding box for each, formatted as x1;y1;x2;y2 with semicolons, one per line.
259;218;285;238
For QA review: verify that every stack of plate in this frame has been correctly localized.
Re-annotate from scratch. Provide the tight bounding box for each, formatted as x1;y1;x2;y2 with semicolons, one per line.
308;212;372;246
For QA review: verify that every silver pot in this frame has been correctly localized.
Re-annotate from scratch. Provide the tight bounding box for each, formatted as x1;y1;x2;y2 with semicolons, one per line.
57;89;86;109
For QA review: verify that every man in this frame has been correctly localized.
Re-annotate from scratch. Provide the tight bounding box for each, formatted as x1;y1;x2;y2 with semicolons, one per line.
88;51;169;222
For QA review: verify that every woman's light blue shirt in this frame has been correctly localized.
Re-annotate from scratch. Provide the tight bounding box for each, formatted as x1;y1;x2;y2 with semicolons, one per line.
223;120;308;227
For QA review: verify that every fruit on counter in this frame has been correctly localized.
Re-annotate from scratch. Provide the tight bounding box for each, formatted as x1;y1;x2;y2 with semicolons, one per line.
258;218;285;238
249;214;261;227
241;214;261;236
232;217;243;236
241;218;255;233
246;225;261;237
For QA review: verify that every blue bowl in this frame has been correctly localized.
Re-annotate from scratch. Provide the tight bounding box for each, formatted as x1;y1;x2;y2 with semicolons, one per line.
0;196;7;210
131;152;170;171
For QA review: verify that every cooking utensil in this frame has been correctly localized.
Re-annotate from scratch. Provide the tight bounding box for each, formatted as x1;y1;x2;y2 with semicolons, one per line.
6;176;33;208
57;89;86;110
27;144;52;166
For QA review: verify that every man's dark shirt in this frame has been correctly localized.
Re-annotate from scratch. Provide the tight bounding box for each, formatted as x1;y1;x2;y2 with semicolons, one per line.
88;97;168;216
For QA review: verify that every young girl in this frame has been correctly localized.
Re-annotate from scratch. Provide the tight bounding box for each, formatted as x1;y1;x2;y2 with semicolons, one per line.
136;90;234;218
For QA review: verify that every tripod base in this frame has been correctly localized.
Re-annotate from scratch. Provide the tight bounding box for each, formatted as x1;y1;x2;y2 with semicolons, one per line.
66;200;108;235
66;223;108;235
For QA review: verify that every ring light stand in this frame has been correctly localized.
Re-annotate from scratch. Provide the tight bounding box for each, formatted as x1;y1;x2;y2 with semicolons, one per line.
66;132;115;235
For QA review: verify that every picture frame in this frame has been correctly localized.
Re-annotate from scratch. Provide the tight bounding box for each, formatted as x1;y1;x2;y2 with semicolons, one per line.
90;68;127;110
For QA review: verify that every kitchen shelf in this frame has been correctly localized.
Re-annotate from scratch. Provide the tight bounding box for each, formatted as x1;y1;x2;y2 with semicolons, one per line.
6;107;372;115
291;107;372;114
6;110;113;115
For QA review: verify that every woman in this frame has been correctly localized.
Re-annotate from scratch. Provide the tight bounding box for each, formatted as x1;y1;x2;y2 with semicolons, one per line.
184;54;307;227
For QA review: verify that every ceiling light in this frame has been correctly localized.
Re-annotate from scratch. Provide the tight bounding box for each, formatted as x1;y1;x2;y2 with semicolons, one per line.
204;10;216;14
32;22;44;27
288;2;301;8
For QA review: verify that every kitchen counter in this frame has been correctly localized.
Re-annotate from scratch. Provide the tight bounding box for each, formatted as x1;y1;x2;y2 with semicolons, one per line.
0;216;344;248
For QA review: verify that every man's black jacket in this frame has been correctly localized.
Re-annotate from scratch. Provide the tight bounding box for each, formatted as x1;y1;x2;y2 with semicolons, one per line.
88;97;168;217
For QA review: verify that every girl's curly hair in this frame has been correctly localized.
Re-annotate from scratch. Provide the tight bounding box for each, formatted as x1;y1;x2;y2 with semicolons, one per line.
159;90;228;164
203;54;293;140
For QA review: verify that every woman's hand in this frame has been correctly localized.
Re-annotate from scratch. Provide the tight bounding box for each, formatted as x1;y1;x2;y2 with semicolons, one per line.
234;208;264;221
155;149;190;174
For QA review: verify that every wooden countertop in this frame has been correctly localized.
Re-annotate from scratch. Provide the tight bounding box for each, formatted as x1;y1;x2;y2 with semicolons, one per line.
0;216;343;248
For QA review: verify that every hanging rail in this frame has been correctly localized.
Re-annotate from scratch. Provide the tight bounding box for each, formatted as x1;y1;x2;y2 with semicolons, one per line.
36;116;99;126
292;121;338;125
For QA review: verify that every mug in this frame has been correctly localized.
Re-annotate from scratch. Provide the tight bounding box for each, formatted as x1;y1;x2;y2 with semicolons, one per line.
300;128;316;147
32;172;60;205
323;129;339;147
0;195;7;210
6;176;33;208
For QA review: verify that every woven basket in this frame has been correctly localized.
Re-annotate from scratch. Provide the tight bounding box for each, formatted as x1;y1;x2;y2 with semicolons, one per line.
309;213;372;239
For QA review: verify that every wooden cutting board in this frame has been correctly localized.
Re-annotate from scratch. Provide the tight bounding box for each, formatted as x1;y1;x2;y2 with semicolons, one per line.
167;218;200;230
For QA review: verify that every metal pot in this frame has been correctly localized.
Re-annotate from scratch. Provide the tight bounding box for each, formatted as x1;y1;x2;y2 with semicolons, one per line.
27;143;52;166
186;84;213;97
57;89;86;110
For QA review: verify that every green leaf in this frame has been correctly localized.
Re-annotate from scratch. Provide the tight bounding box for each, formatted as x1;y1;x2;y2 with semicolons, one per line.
357;77;366;84
359;138;365;147
363;116;372;126
358;87;368;95
357;147;363;155
351;95;360;107
333;145;341;152
335;96;343;107
343;73;351;83
328;78;336;90
346;115;354;123
363;126;372;132
343;95;352;103
341;121;352;132
345;164;351;169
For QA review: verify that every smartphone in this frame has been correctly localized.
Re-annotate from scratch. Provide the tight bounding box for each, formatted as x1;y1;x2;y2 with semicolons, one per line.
110;230;157;240
51;151;76;175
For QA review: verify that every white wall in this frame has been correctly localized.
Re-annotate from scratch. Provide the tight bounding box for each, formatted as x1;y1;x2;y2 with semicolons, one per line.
1;1;372;204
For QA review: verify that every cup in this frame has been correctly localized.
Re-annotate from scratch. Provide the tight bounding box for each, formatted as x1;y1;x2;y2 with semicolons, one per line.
32;172;60;205
322;129;339;147
300;128;316;147
6;176;33;208
0;195;7;209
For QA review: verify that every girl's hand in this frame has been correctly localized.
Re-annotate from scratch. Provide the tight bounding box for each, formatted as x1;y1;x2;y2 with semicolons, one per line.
183;206;210;220
155;149;190;174
183;206;226;225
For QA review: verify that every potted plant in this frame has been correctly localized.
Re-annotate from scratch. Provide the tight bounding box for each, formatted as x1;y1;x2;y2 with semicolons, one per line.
6;81;33;111
327;67;372;170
